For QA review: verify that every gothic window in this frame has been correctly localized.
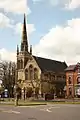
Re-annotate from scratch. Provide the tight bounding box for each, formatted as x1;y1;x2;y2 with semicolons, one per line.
21;59;23;69
19;60;21;69
29;65;33;80
68;77;72;84
77;77;80;84
34;68;38;80
25;69;28;80
17;60;20;69
24;60;28;67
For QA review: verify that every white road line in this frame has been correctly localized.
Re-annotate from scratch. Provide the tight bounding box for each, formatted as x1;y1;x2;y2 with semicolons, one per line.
49;106;60;109
40;106;60;112
46;109;52;112
40;108;52;112
1;109;20;114
18;106;38;108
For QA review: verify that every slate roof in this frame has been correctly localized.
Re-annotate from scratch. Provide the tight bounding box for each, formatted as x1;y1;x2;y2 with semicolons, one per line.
33;56;67;73
65;65;76;71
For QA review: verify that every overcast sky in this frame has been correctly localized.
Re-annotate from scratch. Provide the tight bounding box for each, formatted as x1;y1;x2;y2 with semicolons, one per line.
0;0;80;65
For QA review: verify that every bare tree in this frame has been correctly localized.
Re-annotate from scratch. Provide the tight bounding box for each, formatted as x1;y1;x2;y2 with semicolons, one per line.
2;61;16;98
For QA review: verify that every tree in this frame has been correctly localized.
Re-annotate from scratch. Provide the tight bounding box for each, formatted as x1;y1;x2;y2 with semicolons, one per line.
3;61;16;98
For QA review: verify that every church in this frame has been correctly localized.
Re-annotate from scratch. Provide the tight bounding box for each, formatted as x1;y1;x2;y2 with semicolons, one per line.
16;14;67;99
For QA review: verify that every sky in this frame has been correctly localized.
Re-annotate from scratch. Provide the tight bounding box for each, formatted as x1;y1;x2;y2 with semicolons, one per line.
0;0;80;65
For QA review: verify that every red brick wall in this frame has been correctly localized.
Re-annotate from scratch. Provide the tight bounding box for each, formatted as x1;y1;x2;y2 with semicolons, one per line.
66;70;78;97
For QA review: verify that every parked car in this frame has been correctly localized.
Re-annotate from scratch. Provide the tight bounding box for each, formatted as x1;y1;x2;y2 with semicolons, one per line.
45;93;54;101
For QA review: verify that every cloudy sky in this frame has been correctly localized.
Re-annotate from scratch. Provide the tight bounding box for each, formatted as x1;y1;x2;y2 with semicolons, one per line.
0;0;80;65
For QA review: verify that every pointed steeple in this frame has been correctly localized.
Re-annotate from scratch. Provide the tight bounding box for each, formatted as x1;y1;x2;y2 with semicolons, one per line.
21;14;28;52
17;45;19;55
30;45;32;55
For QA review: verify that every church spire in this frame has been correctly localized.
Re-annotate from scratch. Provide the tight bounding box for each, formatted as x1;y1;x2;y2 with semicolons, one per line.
17;45;19;55
21;14;28;52
30;45;32;55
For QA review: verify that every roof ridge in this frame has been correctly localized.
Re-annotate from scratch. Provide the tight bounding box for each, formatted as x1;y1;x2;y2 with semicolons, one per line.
33;55;64;63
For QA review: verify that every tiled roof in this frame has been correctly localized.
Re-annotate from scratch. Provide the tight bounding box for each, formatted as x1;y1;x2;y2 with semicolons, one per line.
33;56;67;73
65;65;76;71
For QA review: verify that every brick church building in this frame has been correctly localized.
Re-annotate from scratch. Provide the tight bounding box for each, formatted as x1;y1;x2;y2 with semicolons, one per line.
16;14;67;99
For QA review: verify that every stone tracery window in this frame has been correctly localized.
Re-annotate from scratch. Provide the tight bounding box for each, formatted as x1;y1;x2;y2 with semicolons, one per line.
34;68;38;80
21;59;23;69
29;64;33;80
25;69;28;80
17;60;20;69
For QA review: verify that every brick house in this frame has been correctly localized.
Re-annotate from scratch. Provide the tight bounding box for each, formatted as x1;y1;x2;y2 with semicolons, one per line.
65;63;80;98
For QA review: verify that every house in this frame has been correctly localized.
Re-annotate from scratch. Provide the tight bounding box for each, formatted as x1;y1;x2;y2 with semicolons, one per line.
16;14;67;99
65;63;80;98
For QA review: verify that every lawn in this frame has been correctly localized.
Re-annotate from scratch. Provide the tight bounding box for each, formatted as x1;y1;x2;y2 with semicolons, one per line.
0;98;80;106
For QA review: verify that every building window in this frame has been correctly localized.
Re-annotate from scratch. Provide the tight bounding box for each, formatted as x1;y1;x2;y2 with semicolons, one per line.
34;68;38;80
69;88;72;95
25;69;28;80
78;68;80;73
77;77;80;84
29;65;33;80
63;76;66;80
21;59;23;69
57;76;61;81
68;77;72;84
18;60;20;69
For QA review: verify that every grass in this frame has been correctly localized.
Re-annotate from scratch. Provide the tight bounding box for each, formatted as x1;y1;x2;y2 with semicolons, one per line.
0;98;80;106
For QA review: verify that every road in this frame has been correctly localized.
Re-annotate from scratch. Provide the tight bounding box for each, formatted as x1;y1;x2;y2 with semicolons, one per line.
0;104;80;120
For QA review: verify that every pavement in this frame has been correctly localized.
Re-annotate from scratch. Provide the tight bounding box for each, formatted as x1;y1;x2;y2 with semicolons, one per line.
0;104;80;120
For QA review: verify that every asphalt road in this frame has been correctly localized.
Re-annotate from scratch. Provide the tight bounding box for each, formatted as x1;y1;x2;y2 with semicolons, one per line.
0;104;80;120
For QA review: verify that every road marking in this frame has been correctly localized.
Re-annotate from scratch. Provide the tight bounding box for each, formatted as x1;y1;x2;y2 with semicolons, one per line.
18;106;38;108
46;109;52;112
40;108;52;112
0;109;20;114
49;106;60;109
40;106;60;112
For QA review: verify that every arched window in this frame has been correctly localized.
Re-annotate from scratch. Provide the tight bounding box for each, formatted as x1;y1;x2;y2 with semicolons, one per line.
34;68;38;80
29;65;33;80
77;77;80;84
21;59;23;69
25;69;28;80
68;77;72;84
17;60;20;69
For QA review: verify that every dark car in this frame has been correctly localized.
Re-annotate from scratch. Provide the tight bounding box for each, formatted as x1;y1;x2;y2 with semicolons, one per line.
45;93;54;101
